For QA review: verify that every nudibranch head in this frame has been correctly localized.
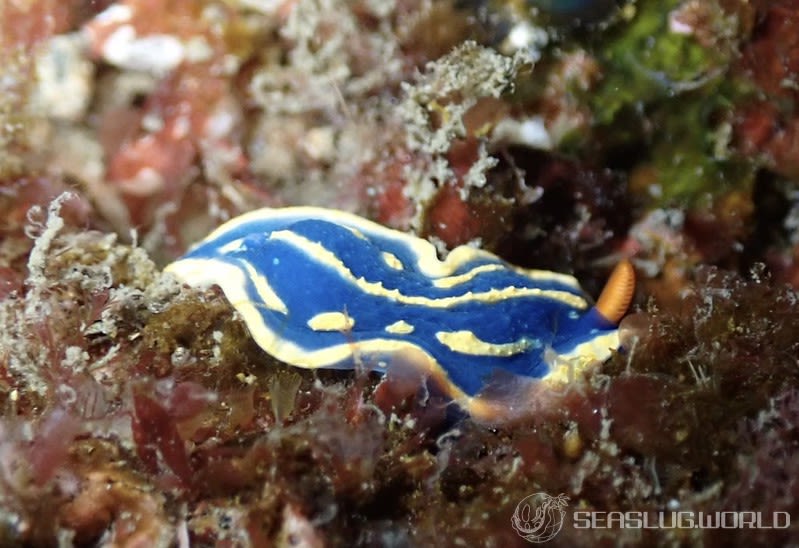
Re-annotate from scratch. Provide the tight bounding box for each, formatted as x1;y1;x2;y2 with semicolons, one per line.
165;207;635;422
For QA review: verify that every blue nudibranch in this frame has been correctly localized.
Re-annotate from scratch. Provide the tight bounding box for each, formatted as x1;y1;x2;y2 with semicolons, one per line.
166;207;635;420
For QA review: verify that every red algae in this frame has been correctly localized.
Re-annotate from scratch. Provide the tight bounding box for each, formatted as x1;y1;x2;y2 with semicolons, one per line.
2;0;799;545
131;390;193;485
734;1;799;178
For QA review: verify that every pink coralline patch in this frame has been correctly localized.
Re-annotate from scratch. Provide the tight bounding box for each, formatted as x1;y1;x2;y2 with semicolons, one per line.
277;504;325;548
619;209;697;310
363;102;515;241
83;0;226;62
0;267;24;300
423;184;482;247
369;175;413;229
538;51;600;140
423;139;512;248
60;468;173;545
105;96;198;198
1;177;91;234
0;0;77;51
446;138;482;181
0;412;80;499
84;1;254;228
360;148;416;229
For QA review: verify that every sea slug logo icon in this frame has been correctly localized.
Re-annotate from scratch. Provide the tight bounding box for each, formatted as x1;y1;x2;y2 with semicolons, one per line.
511;492;569;543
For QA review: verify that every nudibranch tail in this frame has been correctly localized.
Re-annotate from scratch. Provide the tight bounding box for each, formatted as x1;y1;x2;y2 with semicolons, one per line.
595;259;636;325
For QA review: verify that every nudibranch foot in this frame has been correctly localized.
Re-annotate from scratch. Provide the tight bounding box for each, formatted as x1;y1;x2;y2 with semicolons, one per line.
165;207;635;421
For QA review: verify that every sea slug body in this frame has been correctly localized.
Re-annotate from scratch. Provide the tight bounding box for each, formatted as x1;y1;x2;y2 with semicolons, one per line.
166;207;635;421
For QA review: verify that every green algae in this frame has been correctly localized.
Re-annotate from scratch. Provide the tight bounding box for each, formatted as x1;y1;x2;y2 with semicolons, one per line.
585;0;755;205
